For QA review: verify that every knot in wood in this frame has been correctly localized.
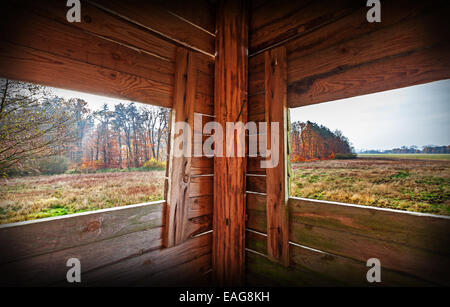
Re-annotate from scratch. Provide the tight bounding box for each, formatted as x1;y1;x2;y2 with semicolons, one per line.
85;220;101;232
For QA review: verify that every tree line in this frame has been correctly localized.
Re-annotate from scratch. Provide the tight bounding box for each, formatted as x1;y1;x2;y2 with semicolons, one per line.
358;145;450;154
0;79;169;176
290;121;354;162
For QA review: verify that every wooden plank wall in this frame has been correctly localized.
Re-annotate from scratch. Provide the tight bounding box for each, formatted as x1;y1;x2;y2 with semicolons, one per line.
0;201;212;286
0;0;216;286
0;0;216;107
247;198;450;286
246;0;450;286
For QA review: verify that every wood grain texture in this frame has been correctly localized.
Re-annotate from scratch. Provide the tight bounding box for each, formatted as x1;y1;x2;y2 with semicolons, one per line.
246;175;266;193
0;227;162;286
14;0;177;62
165;48;197;247
249;0;359;54
264;47;289;266
246;196;450;285
91;0;215;57
158;0;216;34
286;2;450;107
285;0;436;61
246;193;267;232
213;0;248;286
246;229;433;286
288;43;450;108
0;41;172;107
0;201;164;264
73;232;212;286
0;3;174;84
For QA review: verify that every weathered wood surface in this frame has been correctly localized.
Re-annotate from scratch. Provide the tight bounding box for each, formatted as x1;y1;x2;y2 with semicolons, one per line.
287;4;450;107
0;41;173;107
213;0;248;286
249;0;360;55
13;0;177;62
0;227;162;286
165;48;214;247
0;3;174;82
159;0;215;35
246;229;433;286
288;43;450;107
164;48;197;247
91;0;215;57
246;193;267;231
263;46;289;266
78;232;212;286
0;202;212;286
246;195;450;285
0;201;164;265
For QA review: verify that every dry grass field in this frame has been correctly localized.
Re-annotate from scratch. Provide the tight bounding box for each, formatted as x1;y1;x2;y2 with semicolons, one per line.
291;158;450;215
0;171;165;224
1;157;449;225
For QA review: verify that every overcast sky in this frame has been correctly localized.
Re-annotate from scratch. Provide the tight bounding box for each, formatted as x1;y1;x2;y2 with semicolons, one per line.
290;79;450;151
51;87;131;111
50;79;450;151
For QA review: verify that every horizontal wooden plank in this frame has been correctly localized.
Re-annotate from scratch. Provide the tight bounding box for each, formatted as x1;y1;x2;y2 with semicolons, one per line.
289;198;450;285
0;41;173;107
194;93;214;115
91;0;215;57
196;71;214;96
78;232;212;286
248;93;265;122
246;229;433;286
0;227;163;286
288;44;450;108
246;193;267;232
247;197;450;284
285;0;435;60
0;201;164;264
247;156;266;175
289;198;450;257
246;175;266;193
185;214;212;238
136;252;212;286
158;0;215;34
0;4;174;86
16;0;177;62
288;9;450;86
249;0;359;54
190;176;213;197
191;156;214;176
250;0;310;34
246;250;311;286
189;195;213;218
249;53;265;95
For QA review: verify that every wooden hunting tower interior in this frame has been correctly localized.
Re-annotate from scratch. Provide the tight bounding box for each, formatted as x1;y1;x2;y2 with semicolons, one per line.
0;0;449;286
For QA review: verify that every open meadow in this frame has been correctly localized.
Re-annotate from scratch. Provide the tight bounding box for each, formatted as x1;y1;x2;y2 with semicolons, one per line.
291;157;450;215
2;156;450;225
0;171;165;224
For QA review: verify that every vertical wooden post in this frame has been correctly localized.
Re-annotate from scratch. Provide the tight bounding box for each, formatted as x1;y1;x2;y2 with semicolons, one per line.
213;0;248;285
164;47;198;247
265;46;290;266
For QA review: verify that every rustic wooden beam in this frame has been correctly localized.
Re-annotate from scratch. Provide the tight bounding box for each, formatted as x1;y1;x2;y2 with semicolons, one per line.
213;0;248;286
164;47;197;247
264;46;290;266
